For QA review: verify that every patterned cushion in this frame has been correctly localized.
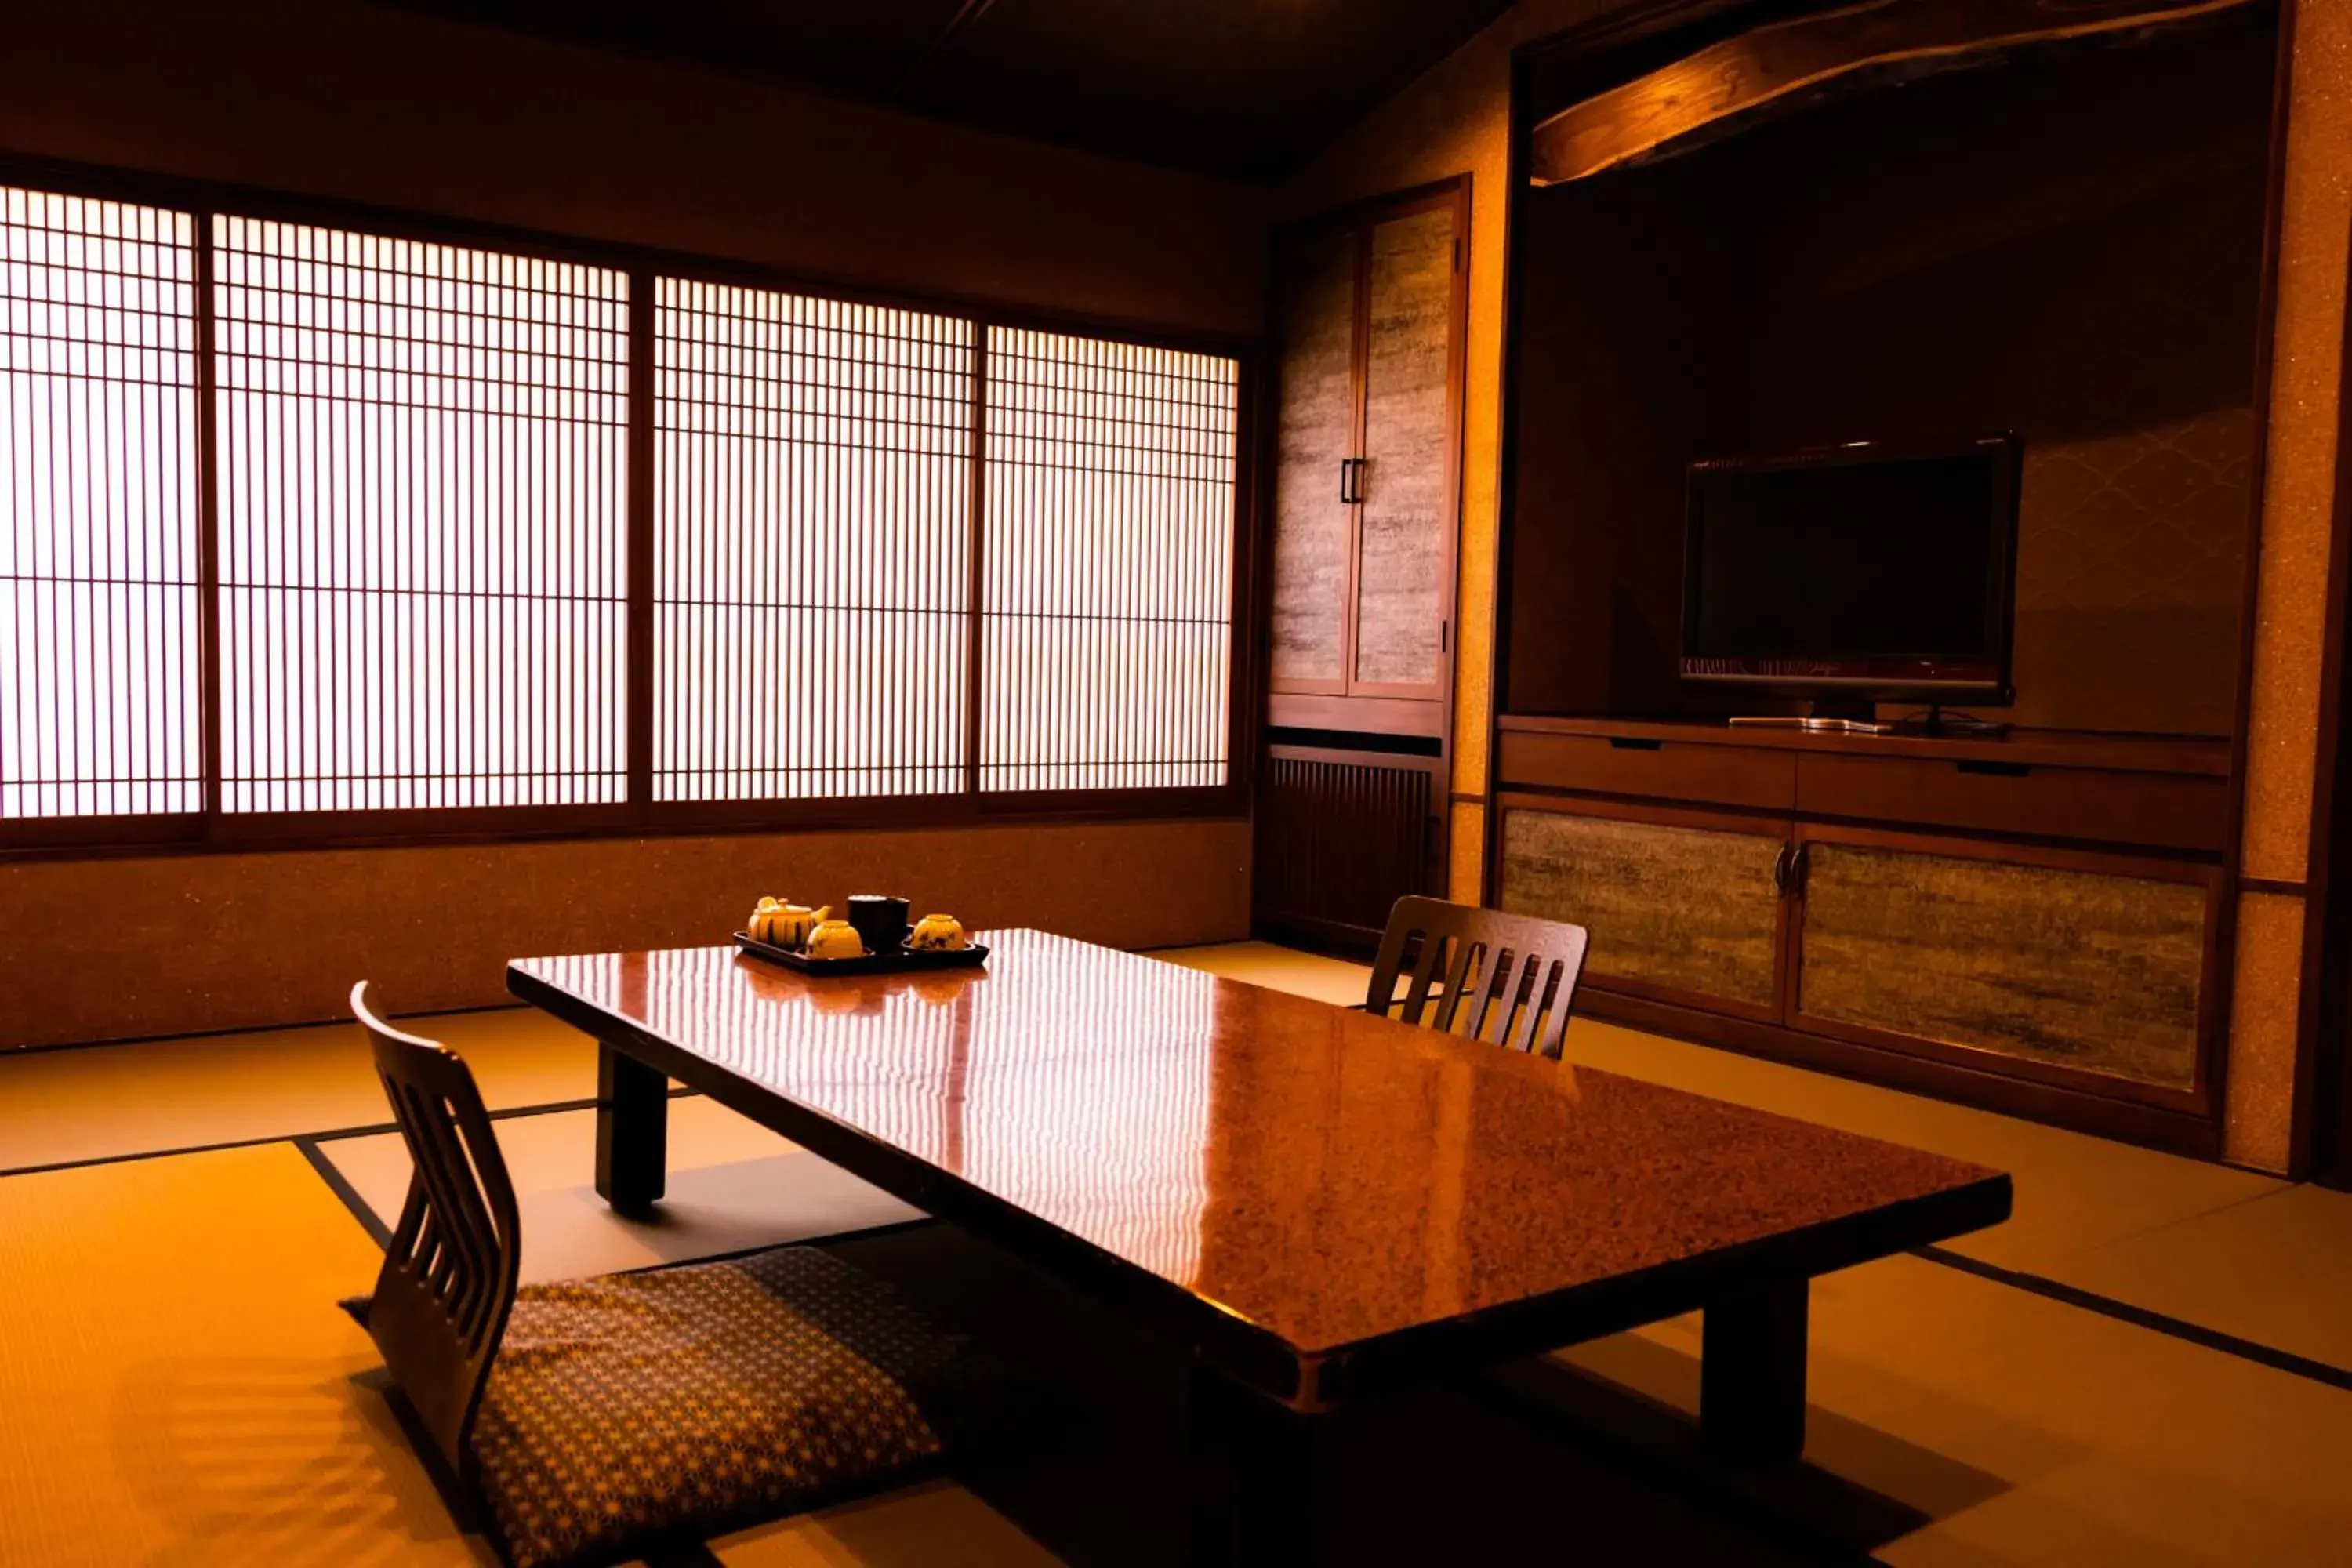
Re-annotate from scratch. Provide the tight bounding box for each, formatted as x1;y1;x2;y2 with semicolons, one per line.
468;1246;961;1568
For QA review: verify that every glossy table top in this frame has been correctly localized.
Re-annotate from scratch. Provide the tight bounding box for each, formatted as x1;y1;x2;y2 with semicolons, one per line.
510;931;2008;1396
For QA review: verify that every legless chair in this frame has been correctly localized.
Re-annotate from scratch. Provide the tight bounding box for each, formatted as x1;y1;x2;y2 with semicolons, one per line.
1366;897;1591;1061
348;982;968;1568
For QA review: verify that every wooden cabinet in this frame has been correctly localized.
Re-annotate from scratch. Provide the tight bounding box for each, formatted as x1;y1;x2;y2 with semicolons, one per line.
1269;182;1466;710
1498;803;1785;1017
1488;720;2233;1151
1496;796;2221;1120
1258;181;1468;952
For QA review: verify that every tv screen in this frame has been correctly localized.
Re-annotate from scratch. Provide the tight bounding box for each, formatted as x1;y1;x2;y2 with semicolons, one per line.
1680;437;2020;702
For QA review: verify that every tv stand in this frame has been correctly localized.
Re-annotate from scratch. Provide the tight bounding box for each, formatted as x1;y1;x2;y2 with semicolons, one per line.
1490;713;2233;1157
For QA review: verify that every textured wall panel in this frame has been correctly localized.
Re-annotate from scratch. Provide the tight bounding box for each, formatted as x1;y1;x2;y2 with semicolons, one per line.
1354;206;1455;687
1798;844;2205;1091
2009;408;2252;735
1269;231;1356;686
2223;888;2303;1173
1448;798;1486;905
1500;808;1780;1007
2240;0;2352;887
0;817;1252;1050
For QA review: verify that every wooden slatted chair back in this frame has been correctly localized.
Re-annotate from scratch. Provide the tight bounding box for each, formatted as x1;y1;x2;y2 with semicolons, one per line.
349;981;522;1482
1366;896;1591;1061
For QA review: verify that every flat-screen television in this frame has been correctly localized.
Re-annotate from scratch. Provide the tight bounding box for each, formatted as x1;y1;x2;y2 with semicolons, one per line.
1679;436;2021;708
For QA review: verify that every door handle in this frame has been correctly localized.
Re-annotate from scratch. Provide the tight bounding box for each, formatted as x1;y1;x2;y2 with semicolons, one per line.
1772;844;1793;896
1338;456;1367;504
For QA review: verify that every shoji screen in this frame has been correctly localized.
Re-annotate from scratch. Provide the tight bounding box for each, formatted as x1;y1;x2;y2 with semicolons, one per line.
653;279;972;802
212;219;629;813
980;327;1237;793
1;187;201;818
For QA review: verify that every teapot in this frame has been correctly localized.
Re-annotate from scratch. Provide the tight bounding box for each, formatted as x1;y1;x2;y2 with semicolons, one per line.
748;898;829;951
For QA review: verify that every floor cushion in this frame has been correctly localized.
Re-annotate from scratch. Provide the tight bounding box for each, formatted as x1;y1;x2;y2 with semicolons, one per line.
468;1244;964;1568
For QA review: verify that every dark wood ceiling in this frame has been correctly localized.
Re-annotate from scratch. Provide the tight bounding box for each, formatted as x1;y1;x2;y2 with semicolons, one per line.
376;0;1519;181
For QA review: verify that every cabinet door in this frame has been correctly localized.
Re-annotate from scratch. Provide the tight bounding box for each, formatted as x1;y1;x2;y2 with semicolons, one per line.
1352;205;1458;695
1791;835;2212;1098
1269;229;1357;691
1498;803;1787;1017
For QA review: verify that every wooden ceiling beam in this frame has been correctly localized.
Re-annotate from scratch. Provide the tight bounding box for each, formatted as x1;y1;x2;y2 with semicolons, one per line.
1527;0;2263;187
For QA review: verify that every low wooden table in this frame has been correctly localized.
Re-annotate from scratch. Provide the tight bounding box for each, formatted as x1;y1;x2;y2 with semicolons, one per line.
509;930;2009;1563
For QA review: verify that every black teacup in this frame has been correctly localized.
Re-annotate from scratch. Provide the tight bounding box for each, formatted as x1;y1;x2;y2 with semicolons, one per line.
847;894;912;953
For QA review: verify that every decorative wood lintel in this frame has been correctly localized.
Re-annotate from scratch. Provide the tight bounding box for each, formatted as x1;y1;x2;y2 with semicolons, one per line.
1527;0;2262;187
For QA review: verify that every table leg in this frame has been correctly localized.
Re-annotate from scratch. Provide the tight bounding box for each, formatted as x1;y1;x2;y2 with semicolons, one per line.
1189;1360;1325;1566
594;1041;667;1210
1700;1277;1809;1465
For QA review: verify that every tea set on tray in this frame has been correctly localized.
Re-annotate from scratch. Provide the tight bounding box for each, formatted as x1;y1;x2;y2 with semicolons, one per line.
735;892;987;975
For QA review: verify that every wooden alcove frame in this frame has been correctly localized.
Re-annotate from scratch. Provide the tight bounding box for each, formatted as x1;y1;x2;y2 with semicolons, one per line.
1479;0;2299;1160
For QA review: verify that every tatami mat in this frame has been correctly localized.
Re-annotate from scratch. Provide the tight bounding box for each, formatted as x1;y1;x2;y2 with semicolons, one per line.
711;1481;1060;1566
2045;1181;2352;1374
0;1007;600;1174
0;1142;485;1566
1550;1248;2352;1567
0;1140;1044;1568
314;1096;924;1282
1145;939;1374;1008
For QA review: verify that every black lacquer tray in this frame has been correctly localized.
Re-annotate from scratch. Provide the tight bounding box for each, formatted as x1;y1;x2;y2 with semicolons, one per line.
732;931;989;976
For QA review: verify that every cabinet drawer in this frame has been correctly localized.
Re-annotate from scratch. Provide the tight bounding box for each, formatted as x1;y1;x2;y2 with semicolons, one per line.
1794;753;2227;853
1497;731;1795;811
